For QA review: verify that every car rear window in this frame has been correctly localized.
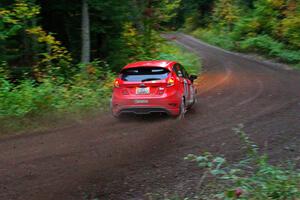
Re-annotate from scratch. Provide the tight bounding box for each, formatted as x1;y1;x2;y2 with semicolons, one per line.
121;67;170;82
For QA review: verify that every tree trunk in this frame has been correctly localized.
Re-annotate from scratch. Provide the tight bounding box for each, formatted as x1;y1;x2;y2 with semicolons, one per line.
81;0;90;64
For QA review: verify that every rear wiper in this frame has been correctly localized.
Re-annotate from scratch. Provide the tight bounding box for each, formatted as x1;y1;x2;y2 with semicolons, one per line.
141;78;160;82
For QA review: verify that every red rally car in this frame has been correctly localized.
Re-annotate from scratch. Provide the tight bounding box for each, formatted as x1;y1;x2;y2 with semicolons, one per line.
111;60;198;118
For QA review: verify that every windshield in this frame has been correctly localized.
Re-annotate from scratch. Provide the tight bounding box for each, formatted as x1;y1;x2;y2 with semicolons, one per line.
121;67;169;82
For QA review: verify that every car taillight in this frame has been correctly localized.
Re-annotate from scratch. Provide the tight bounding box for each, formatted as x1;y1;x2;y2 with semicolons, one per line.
114;79;120;88
167;77;175;87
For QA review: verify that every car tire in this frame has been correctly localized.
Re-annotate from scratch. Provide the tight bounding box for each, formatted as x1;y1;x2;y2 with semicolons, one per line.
110;99;119;118
189;96;197;109
177;97;186;120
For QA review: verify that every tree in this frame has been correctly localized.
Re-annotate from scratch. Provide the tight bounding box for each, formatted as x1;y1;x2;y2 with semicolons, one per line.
81;0;90;64
0;0;40;77
175;0;215;30
213;0;240;31
279;0;300;48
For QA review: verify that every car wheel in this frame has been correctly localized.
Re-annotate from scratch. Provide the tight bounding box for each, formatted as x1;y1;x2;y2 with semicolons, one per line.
110;99;119;118
187;96;197;110
177;97;186;120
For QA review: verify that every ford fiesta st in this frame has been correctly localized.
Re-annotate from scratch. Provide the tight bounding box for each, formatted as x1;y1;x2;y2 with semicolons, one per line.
111;60;197;118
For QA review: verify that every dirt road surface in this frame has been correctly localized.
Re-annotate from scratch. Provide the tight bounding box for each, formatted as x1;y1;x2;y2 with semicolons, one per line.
1;33;300;200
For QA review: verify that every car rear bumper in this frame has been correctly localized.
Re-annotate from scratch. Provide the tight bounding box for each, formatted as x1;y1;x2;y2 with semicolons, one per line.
111;94;181;116
118;107;173;115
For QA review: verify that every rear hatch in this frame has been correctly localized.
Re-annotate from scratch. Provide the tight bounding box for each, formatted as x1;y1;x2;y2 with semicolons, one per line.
120;67;170;96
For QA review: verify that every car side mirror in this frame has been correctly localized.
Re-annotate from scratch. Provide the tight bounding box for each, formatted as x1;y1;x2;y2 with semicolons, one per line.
189;74;198;83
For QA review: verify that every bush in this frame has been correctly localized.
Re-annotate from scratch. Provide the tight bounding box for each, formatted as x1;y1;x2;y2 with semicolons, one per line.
192;28;236;50
185;125;300;200
239;35;300;64
281;13;300;49
239;35;283;55
0;60;114;118
232;16;261;40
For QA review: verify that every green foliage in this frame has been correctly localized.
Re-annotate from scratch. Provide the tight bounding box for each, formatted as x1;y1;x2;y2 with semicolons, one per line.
185;0;300;68
0;0;40;67
183;14;201;32
185;125;300;200
156;0;182;24
0;0;39;40
0;0;75;79
281;11;300;48
26;26;73;78
192;28;236;50
180;0;216;31
0;60;114;118
231;16;261;40
213;0;240;31
251;0;283;37
239;35;300;63
239;35;284;55
108;23;162;71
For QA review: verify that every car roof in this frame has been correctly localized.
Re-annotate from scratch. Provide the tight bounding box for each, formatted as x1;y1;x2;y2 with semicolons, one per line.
122;60;177;71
